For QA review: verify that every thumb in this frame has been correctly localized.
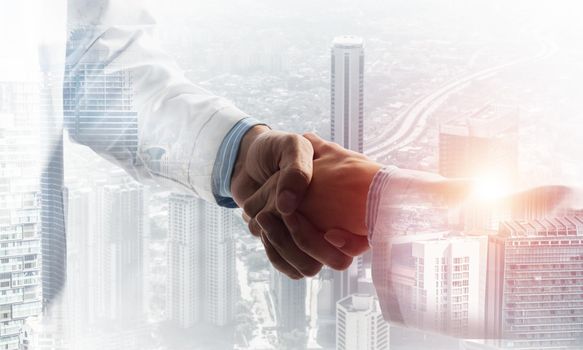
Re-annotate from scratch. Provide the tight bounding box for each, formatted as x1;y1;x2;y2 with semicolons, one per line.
324;229;370;257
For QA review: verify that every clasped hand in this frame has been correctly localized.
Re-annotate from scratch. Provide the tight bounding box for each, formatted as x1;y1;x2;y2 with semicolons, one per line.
231;129;377;279
231;128;576;280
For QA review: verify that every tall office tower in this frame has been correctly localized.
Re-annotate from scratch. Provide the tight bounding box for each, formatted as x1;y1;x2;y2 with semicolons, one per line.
486;217;583;349
166;194;204;328
439;105;519;230
166;194;238;327
62;34;140;329
389;236;488;338
438;104;518;179
39;51;67;309
65;187;93;335
270;268;307;332
331;35;364;153
99;182;145;326
203;203;237;326
0;82;43;350
63;53;138;172
328;35;365;311
336;294;389;350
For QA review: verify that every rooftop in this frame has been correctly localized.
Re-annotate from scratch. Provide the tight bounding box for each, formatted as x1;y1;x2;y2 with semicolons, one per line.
332;35;364;48
500;216;583;238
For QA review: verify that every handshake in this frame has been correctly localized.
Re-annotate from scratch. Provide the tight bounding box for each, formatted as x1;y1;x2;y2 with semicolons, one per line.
230;129;381;279
230;127;576;280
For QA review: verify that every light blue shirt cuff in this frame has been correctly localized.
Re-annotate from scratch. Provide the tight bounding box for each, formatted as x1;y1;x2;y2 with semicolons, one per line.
212;117;266;208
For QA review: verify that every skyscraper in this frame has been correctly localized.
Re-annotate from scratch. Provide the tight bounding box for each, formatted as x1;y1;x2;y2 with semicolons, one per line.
439;105;519;230
63;51;138;174
167;193;204;328
270;268;307;332
99;182;145;325
0;81;43;350
328;36;366;309
486;217;583;349
390;236;488;338
166;194;238;327
203;202;237;326
331;35;364;153
438;104;518;180
336;294;389;350
40;52;67;309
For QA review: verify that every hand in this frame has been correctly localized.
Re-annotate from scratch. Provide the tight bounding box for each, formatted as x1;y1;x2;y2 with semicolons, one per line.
282;133;382;256
231;126;354;279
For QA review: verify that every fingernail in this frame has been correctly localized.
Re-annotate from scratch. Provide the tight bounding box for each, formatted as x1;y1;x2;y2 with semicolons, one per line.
278;190;297;213
325;232;346;248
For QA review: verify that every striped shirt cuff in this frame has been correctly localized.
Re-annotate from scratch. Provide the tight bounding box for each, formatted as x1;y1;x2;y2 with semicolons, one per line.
366;166;399;242
212;117;266;208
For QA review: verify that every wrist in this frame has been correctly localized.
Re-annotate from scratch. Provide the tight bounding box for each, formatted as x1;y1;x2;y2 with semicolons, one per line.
350;160;382;236
231;125;270;186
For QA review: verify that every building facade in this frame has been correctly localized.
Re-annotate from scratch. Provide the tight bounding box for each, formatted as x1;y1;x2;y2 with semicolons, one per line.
336;294;389;350
0;81;43;350
166;194;237;327
270;268;307;332
486;217;583;349
167;193;204;328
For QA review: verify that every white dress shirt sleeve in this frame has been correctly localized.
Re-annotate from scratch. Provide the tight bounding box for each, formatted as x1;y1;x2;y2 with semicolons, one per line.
65;0;249;202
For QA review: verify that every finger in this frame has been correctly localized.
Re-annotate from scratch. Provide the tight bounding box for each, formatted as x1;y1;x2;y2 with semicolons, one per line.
276;135;314;215
260;232;302;280
231;172;261;208
242;212;251;224
283;213;354;270
302;132;329;158
248;218;262;238
324;229;370;257
242;173;279;219
256;211;323;277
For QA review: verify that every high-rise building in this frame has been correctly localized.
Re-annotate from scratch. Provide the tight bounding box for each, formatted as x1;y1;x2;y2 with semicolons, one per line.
0;81;43;350
439;105;519;231
328;35;365;309
63;49;138;174
63;176;150;350
99;182;145;325
203;202;237;326
438;104;518;180
486;217;583;349
389;236;488;338
40;52;67;309
331;35;364;153
166;193;204;328
166;194;237;327
336;294;389;350
270;268;307;332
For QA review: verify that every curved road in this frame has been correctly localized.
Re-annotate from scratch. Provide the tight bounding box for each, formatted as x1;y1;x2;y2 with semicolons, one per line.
365;39;558;160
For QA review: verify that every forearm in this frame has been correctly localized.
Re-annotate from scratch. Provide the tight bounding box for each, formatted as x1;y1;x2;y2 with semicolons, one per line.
65;19;250;201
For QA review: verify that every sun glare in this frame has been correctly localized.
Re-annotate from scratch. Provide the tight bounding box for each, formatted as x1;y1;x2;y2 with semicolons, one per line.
470;173;512;201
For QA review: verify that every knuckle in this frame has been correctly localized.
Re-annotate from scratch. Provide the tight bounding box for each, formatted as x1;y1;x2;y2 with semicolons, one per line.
242;200;256;217
283;166;310;184
247;220;261;237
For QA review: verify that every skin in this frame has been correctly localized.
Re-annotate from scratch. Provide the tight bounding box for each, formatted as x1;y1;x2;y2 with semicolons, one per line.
231;126;357;279
241;132;381;266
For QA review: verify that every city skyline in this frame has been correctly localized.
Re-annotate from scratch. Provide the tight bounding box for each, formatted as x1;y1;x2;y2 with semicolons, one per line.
3;0;583;349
